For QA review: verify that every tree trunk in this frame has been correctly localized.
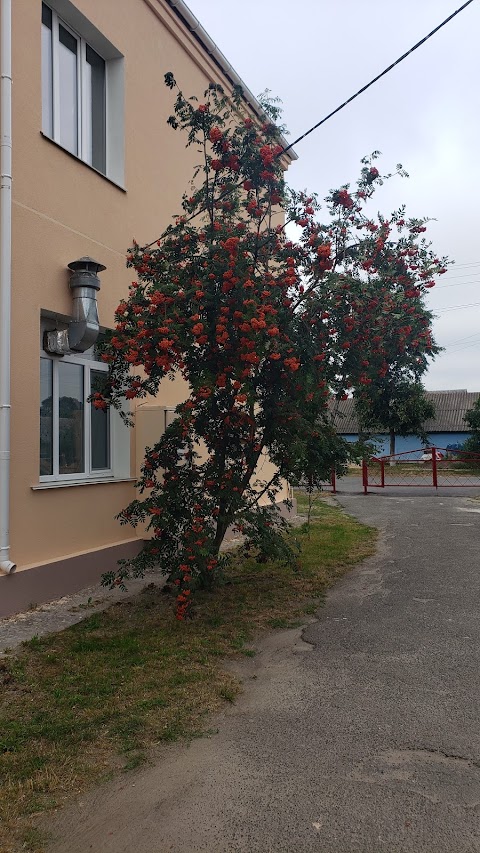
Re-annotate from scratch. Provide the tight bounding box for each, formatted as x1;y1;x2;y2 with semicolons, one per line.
389;429;396;466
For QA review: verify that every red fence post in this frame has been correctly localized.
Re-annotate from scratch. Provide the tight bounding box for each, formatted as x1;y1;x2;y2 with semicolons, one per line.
431;446;438;488
381;459;385;488
331;468;336;494
362;459;368;494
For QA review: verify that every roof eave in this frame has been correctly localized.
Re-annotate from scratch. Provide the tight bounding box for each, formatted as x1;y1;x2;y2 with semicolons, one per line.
165;0;298;162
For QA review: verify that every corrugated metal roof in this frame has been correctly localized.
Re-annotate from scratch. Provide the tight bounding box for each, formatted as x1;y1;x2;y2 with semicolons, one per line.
331;390;480;435
331;398;359;434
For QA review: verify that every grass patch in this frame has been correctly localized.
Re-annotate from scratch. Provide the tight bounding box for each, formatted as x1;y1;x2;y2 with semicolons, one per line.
0;494;375;852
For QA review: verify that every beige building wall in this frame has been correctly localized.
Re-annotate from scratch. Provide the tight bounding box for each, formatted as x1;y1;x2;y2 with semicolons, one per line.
135;403;291;533
1;0;293;616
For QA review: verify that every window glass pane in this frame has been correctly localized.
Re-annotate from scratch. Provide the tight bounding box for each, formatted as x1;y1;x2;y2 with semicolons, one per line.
59;362;84;474
91;370;110;470
42;3;52;26
58;24;78;155
85;45;106;173
41;5;53;136
40;358;53;476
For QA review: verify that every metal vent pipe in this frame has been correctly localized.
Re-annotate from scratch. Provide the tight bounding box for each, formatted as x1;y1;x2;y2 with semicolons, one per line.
67;257;105;352
44;257;105;355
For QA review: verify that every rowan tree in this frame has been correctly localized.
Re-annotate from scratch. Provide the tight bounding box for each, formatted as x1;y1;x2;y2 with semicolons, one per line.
96;76;448;617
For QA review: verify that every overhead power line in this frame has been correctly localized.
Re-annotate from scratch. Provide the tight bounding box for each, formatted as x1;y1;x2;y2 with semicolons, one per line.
442;263;480;275
144;1;476;250
436;328;480;355
436;278;480;289
434;300;480;313
438;271;480;282
283;0;476;155
449;339;480;351
444;331;480;347
445;339;480;354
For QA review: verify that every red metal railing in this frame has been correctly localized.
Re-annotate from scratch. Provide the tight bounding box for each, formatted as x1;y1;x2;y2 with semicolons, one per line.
301;470;337;494
320;469;337;493
362;447;480;492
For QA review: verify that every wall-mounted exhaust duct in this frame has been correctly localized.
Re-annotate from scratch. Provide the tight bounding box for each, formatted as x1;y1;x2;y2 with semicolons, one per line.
44;257;106;355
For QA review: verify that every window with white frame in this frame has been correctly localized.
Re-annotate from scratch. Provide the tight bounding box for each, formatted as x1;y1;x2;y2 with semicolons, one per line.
40;349;112;480
41;1;124;183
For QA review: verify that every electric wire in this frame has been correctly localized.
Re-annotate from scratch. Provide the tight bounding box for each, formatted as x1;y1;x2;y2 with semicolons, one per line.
433;300;480;313
442;267;480;277
444;338;480;353
282;0;476;155
437;271;480;282
144;0;476;248
443;339;480;354
436;278;480;289
443;331;480;347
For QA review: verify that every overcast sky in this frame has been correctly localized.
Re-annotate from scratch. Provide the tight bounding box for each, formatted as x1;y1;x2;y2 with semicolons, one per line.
183;0;480;391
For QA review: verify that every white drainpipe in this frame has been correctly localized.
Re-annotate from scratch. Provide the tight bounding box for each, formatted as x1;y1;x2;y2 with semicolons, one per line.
0;0;15;574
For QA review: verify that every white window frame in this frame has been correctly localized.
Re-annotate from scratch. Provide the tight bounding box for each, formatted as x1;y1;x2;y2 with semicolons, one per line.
41;0;125;185
40;350;113;484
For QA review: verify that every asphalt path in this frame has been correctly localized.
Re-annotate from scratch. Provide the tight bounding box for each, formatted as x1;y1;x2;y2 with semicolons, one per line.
47;493;480;852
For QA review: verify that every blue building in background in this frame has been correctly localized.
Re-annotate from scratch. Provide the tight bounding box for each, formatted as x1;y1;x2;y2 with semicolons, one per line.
332;390;480;459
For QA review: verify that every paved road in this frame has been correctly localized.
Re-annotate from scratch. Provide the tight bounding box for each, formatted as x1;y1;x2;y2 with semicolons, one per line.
47;494;480;852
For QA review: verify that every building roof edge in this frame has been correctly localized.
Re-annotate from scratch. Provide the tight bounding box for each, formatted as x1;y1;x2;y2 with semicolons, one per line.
165;0;298;162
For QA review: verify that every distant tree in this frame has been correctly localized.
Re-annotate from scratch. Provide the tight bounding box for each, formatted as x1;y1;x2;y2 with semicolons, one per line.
350;280;439;459
355;379;435;458
463;397;480;454
59;396;82;418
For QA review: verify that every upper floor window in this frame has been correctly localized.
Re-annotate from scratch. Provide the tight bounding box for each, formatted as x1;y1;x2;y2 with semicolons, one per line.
41;2;124;184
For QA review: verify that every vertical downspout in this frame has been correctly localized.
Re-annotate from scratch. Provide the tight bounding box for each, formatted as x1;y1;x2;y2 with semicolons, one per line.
0;0;15;574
